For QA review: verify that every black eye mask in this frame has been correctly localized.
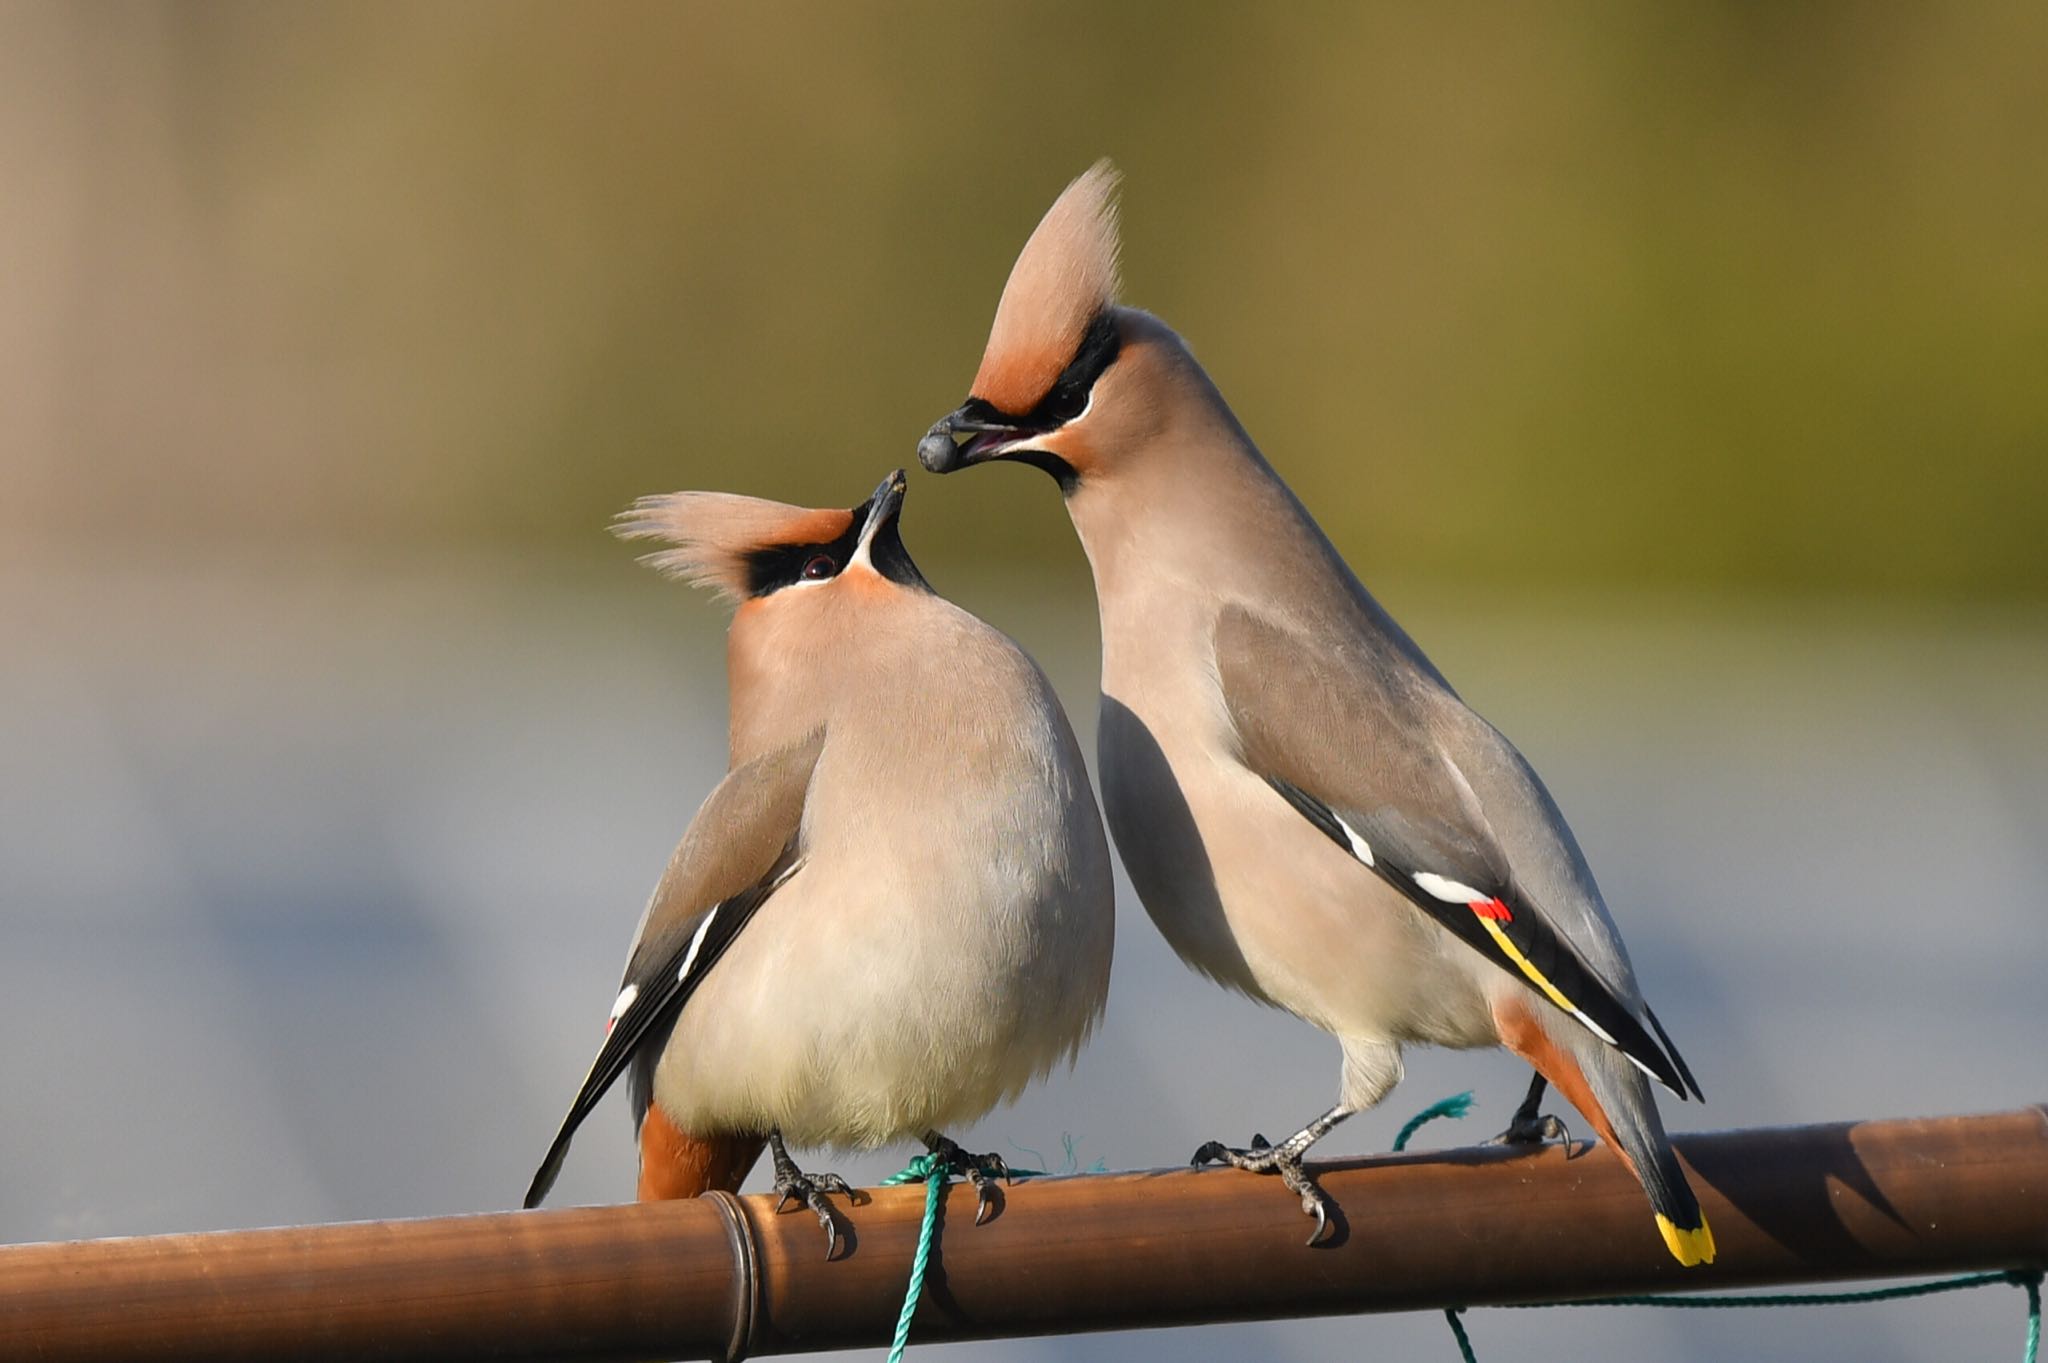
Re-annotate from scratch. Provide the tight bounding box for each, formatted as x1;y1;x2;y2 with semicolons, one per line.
959;309;1122;434
742;506;929;598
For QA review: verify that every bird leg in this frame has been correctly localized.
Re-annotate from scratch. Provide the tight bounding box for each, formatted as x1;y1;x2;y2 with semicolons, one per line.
921;1130;1011;1226
1191;1104;1351;1245
767;1127;852;1259
1486;1072;1571;1147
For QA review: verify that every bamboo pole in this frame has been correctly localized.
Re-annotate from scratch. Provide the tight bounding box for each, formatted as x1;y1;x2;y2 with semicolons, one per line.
2;1105;2043;1362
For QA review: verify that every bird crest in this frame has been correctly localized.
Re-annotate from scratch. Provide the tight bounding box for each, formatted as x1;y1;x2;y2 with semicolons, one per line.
971;159;1123;416
616;493;854;604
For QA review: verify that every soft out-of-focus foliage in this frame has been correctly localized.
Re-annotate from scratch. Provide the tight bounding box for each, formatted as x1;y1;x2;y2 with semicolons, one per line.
5;13;2046;1362
4;2;2045;597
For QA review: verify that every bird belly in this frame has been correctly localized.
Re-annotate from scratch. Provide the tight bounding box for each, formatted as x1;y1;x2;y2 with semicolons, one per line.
651;847;1111;1152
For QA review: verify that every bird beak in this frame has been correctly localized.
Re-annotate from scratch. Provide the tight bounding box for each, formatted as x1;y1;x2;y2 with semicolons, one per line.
917;406;1026;475
855;468;908;552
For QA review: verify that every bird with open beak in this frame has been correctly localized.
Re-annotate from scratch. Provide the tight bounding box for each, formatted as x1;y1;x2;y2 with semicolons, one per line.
919;164;1714;1264
524;471;1115;1255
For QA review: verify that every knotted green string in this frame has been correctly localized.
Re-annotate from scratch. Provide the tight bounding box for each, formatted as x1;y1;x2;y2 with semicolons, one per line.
1390;1093;2045;1363
878;1153;948;1363
880;1150;1048;1363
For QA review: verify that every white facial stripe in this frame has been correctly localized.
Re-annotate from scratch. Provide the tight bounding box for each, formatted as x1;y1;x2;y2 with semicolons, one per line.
1065;385;1097;428
676;908;718;983
1414;871;1487;904
608;984;639;1022
985;385;1097;458
1330;812;1375;867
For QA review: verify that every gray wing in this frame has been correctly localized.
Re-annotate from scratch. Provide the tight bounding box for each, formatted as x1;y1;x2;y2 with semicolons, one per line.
1216;604;1698;1099
523;728;825;1208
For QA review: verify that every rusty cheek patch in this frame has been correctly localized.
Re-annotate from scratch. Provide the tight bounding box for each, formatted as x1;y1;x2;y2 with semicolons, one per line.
1037;423;1095;478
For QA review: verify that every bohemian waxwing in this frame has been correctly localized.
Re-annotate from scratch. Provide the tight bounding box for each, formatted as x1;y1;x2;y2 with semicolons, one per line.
524;470;1115;1255
917;164;1714;1265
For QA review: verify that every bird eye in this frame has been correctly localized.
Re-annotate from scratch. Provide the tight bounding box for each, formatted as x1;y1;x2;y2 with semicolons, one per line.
801;555;838;581
1042;385;1088;425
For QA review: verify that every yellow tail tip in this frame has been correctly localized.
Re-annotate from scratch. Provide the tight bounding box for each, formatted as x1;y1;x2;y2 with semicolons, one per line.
1656;1212;1717;1266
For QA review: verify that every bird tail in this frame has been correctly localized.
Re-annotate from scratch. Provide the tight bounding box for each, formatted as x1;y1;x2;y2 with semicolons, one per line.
637;1104;765;1201
1585;1049;1716;1266
1493;997;1715;1266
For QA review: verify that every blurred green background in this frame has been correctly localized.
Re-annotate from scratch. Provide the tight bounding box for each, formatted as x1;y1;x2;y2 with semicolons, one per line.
5;8;2046;1363
6;1;2045;596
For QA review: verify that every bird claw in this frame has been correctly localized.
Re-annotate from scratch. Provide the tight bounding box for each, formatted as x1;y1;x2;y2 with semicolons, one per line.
924;1134;1010;1226
1189;1132;1335;1244
1490;1075;1570;1150
1487;1112;1571;1148
1303;1192;1329;1246
1189;1137;1284;1173
769;1152;848;1260
1275;1153;1334;1245
960;1152;1010;1226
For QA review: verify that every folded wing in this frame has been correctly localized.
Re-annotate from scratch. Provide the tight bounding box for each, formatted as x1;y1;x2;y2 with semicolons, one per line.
523;729;825;1208
1216;605;1697;1100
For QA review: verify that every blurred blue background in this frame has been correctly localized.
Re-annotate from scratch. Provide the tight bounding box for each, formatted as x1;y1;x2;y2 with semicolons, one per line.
2;4;2044;1360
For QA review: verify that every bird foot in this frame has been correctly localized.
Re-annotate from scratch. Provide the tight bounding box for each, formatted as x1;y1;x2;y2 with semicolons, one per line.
1489;1074;1571;1149
770;1147;852;1260
1486;1110;1571;1147
924;1132;1011;1226
1191;1134;1333;1245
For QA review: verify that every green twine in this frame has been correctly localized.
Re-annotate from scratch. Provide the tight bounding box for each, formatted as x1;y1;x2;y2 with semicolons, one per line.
1509;1269;2043;1313
1387;1092;2046;1363
2027;1270;2044;1363
1450;1271;2044;1363
880;1150;1050;1363
1391;1091;1476;1152
873;1103;2040;1361
879;1153;948;1363
1444;1306;1477;1362
1388;1088;1489;1358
